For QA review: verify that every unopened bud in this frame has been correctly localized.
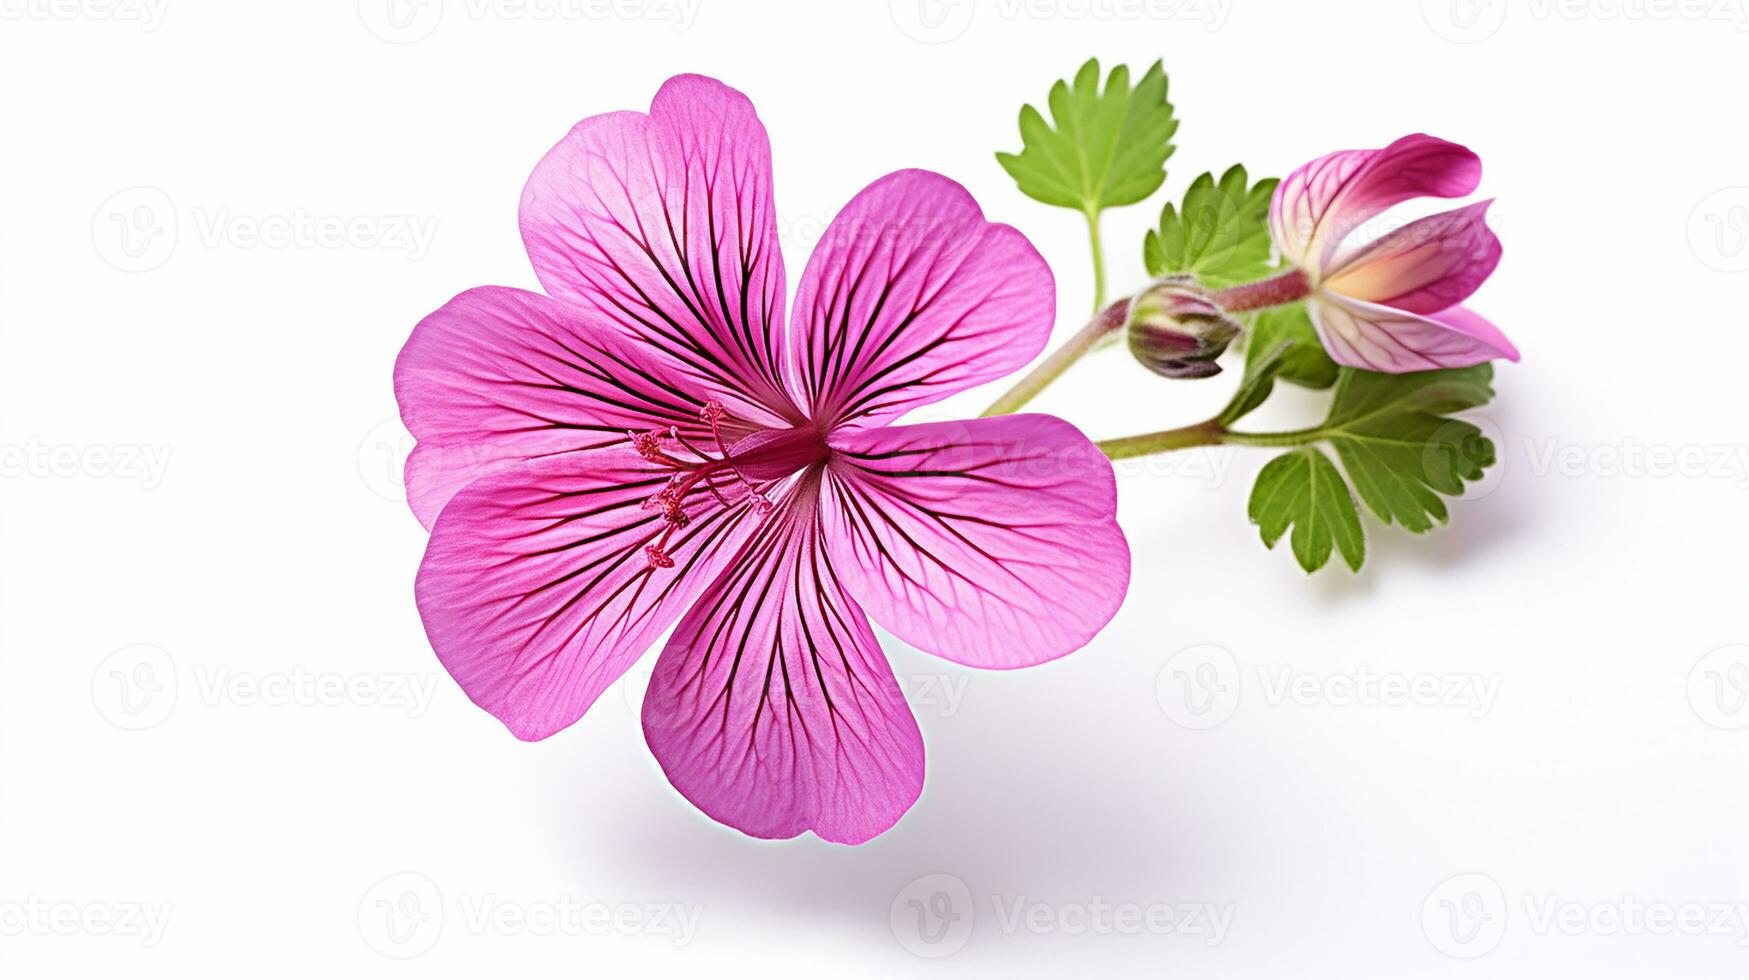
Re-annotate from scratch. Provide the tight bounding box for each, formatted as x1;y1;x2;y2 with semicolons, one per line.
1125;277;1242;379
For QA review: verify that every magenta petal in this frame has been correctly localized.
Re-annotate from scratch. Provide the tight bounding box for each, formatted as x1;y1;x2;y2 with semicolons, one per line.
789;170;1055;428
1324;201;1501;315
394;286;719;528
820;415;1129;669
642;476;924;843
1310;295;1520;372
1270;134;1482;271
519;74;797;426
415;447;763;741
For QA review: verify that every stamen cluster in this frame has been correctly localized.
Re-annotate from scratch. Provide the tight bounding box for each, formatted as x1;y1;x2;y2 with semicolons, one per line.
632;401;775;569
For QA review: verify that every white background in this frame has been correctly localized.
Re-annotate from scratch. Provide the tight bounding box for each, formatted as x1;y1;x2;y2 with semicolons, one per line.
2;0;1746;976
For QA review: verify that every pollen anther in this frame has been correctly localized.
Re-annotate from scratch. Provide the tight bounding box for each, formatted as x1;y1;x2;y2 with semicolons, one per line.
635;402;799;573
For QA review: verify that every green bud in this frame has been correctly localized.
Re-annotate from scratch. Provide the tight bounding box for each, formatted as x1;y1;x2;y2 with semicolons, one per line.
1124;277;1242;379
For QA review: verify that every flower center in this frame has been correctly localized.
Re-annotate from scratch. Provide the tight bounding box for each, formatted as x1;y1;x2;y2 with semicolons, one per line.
631;401;828;569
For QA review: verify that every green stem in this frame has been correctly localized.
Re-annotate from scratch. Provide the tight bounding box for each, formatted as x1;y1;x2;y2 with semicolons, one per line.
1084;208;1107;314
980;298;1130;417
1096;423;1325;460
1097;419;1228;460
978;262;1317;427
1222;427;1324;448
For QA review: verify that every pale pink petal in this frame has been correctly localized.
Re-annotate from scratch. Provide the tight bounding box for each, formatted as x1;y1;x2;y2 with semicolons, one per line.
1310;295;1520;372
1324;201;1501;314
415;447;764;741
395;286;725;528
520;74;798;426
642;474;923;843
820;415;1128;669
789;170;1054;428
1270;134;1482;272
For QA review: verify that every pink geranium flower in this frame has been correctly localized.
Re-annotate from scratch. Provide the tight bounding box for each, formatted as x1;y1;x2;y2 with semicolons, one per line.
1268;133;1519;372
394;75;1130;843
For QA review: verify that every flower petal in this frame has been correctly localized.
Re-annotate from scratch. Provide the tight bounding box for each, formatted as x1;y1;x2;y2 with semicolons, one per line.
1270;134;1482;272
415;447;763;741
519;74;797;426
1324;201;1501;314
789;170;1054;428
642;474;923;843
1310;294;1520;373
820;414;1129;669
394;286;719;528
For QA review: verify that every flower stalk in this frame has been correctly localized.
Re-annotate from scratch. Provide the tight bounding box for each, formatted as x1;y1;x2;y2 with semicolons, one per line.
1096;420;1325;460
981;260;1317;420
979;297;1130;417
1095;419;1227;459
1208;268;1310;312
1084;209;1108;314
978;264;1335;460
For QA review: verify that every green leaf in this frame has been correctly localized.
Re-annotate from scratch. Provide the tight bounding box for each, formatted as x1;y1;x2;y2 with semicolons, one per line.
1143;165;1279;288
1222;305;1340;427
1219;304;1338;428
1242;364;1499;572
1248;448;1366;573
1218;340;1287;427
1244;304;1339;391
1320;366;1497;534
995;59;1178;215
1324;363;1496;422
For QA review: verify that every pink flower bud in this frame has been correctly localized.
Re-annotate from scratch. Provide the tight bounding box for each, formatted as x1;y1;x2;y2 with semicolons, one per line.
1125;277;1242;379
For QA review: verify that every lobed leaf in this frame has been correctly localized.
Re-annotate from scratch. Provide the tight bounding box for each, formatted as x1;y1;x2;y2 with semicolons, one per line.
1248;448;1366;573
1144;165;1279;288
995;58;1179;215
1243;304;1339;391
1244;365;1498;572
1321;366;1496;533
